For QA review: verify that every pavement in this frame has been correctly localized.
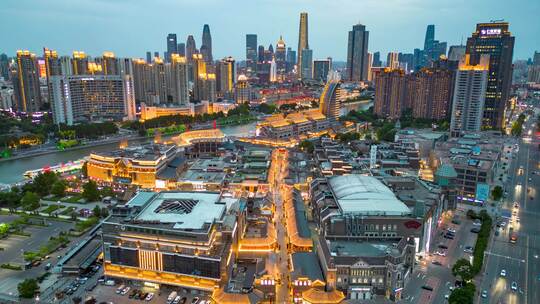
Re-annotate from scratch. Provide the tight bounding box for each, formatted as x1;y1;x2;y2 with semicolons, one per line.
477;113;540;304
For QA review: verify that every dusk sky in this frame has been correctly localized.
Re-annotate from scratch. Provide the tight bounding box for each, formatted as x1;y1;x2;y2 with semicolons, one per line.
2;0;539;61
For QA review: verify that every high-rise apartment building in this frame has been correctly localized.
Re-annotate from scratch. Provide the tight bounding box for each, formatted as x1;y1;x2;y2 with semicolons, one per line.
406;68;454;120
0;54;9;80
399;53;414;72
167;33;178;62
373;68;406;119
201;24;213;63
152;57;167;104
101;52;119;75
192;54;216;102
217;57;236;96
450;55;489;137
466;22;515;130
448;45;466;61
12;50;42;112
71;51;88;75
373;51;382;67
528;51;540;83
169;54;189;105
50;74;136;125
246;34;258;72
387;52;400;69
313;58;331;82
300;49;313;80
346;24;369;81
297;12;309;78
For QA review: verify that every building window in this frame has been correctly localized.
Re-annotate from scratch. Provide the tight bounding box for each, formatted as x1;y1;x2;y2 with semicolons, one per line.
337;277;342;283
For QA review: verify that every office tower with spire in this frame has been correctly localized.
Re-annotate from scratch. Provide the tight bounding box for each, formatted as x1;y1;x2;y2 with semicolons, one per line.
450;55;490;136
465;22;515;130
12;50;42;112
201;24;213;63
297;12;309;77
167;33;178;62
387;52;400;69
300;48;313;80
275;36;287;80
346;23;370;81
246;34;258;72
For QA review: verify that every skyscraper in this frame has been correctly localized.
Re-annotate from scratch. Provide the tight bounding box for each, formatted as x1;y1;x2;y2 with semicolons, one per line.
167;33;178;62
424;25;435;52
169;54;189;105
0;54;9;80
372;52;382;67
186;35;197;63
275;36;287;80
313;59;331;82
450;55;490;137
217;57;236;96
201;24;213;63
398;53;414;72
300;49;313;80
286;47;296;72
448;45;466;61
235;74;251;104
177;43;186;57
422;24;447;67
387;52;400;69
71;51;88;75
246;34;258;72
146;52;152;64
466;22;515;130
373;68;406;119
346;23;370;81
406;67;454;120
258;45;265;63
102;52;119;75
13;50;42;112
297;12;309;78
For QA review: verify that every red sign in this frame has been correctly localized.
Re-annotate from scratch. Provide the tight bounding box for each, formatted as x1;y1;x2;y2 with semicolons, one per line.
404;220;422;229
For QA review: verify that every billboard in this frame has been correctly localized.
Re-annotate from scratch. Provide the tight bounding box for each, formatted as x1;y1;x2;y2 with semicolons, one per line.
475;183;490;202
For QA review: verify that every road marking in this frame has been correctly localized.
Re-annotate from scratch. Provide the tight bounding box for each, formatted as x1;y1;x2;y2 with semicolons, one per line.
525;235;529;302
484;251;525;263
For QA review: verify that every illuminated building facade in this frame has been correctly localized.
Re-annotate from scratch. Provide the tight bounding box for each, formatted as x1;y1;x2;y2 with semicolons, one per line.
449;55;489;137
319;81;341;119
102;191;239;291
100;52;119;75
300;49;313;80
50;74;136;125
139;103;191;120
466;22;514;130
12;50;42;112
216;57;236;97
169;54;189;105
373;68;406;119
71;51;89;75
234;75;251;104
386;52;400;70
275;36;287;80
257;109;330;140
406;67;454;120
87;144;180;189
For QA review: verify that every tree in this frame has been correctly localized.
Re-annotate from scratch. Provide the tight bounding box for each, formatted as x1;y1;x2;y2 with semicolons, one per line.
72;296;82;304
452;258;474;281
449;282;476;304
298;140;315;154
0;190;21;210
51;181;66;197
92;205;101;218
101;208;109;218
491;185;503;201
33;171;59;197
17;278;39;298
21;192;40;211
0;222;10;235
82;180;99;202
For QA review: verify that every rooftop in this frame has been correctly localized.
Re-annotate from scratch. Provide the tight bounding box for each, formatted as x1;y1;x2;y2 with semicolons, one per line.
129;191;232;230
91;144;176;162
328;175;411;216
328;239;402;258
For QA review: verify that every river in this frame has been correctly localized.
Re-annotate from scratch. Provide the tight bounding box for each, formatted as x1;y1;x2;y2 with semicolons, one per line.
0;122;258;184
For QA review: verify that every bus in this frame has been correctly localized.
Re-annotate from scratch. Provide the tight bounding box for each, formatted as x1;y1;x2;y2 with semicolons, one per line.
510;233;518;244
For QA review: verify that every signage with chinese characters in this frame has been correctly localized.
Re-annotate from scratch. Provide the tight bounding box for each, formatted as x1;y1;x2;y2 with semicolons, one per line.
480;28;501;36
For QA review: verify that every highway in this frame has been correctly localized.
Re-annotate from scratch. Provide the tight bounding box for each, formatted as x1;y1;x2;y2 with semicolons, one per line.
478;110;540;304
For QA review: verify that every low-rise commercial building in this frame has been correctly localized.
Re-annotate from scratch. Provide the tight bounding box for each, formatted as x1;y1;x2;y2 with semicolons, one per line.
257;109;330;140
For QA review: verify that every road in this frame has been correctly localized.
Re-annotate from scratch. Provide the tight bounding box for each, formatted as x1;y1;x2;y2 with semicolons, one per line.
478;110;540;304
270;148;291;304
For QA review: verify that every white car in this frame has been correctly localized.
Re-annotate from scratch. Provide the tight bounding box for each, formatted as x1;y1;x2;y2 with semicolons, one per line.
444;294;449;299
511;281;518;291
145;292;154;301
500;269;506;277
121;286;130;295
447;228;456;233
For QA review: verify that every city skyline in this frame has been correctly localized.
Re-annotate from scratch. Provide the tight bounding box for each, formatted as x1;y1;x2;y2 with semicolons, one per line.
1;0;538;61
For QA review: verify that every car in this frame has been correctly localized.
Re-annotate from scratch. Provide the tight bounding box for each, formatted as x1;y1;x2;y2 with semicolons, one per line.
511;281;518;291
121;286;131;295
514;202;519;208
432;260;442;266
448;285;455;291
438;244;449;249
481;290;488;298
451;219;461;225
435;250;447;257
129;290;138;299
444;234;455;239
145;292;154;301
473;220;482;227
191;297;200;304
421;285;434;291
501;221;507;227
444;294;449;299
140;292;148;300
464;246;474;253
471;227;481;233
179;297;187;304
500;269;507;277
447;228;457;233
172;296;182;304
